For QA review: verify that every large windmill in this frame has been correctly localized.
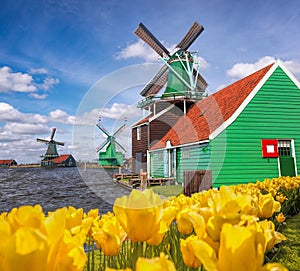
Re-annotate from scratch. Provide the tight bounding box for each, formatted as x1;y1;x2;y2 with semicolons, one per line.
131;21;208;174
135;21;208;112
96;119;127;167
37;128;65;166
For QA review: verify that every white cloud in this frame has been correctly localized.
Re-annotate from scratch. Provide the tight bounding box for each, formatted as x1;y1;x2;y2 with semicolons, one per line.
116;40;160;62
0;66;60;97
195;56;210;70
116;41;210;72
29;93;48;99
49;109;76;125
100;103;140;120
0;102;48;123
41;77;60;90
29;68;48;74
74;108;100;126
282;60;300;75
227;56;276;78
227;56;300;79
0;66;36;93
3;122;49;135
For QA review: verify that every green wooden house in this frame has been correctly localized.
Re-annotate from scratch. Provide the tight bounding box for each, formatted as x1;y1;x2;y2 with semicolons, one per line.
149;60;300;187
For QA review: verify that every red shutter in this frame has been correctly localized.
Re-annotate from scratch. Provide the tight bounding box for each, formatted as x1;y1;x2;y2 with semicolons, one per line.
261;139;278;158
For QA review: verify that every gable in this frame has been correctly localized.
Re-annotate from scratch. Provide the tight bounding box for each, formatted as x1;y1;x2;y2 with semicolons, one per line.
210;61;300;140
151;62;275;150
210;65;300;186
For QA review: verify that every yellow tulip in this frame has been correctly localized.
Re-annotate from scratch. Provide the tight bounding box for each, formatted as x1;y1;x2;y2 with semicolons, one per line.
275;213;286;223
45;208;87;271
261;262;289;271
176;209;194;235
275;193;287;203
113;189;163;243
259;220;286;251
206;214;240;242
7;205;45;233
2;227;49;271
135;253;176;271
146;206;176;245
180;235;217;270
105;268;132;271
92;215;126;256
217;223;264;271
258;193;281;218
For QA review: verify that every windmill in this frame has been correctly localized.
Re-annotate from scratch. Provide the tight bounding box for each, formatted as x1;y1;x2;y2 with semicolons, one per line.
131;22;208;174
96;118;127;167
134;21;208;113
37;128;65;165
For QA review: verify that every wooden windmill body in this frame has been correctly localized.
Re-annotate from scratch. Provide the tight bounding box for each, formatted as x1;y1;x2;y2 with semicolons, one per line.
132;22;208;174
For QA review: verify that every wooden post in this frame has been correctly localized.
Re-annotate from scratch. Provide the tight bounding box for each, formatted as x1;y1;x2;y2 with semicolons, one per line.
184;170;212;196
140;172;147;190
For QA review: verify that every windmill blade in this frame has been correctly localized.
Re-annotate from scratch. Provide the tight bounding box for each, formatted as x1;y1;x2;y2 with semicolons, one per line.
50;128;56;140
96;123;110;137
113;124;126;138
194;69;208;92
37;138;50;144
53;140;65;146
114;140;127;153
96;139;110;152
176;22;204;50
134;23;170;57
140;64;169;97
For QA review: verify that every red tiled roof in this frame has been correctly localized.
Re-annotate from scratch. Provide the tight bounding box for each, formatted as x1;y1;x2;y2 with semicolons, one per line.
151;63;274;150
0;159;15;165
51;154;71;164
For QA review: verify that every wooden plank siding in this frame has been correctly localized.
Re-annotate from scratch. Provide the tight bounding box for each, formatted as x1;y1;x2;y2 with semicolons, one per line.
132;103;187;173
132;124;148;173
150;143;210;183
211;67;300;187
176;143;210;184
150;150;165;177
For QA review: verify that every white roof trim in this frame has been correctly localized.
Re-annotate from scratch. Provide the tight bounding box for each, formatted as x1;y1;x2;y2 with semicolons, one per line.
149;139;209;152
131;113;151;129
277;59;300;90
209;60;281;140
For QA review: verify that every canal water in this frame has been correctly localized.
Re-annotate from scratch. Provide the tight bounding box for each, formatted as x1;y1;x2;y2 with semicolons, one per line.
0;167;130;214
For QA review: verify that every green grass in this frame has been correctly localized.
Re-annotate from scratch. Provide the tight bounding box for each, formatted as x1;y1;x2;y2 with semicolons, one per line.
272;212;300;270
150;184;184;198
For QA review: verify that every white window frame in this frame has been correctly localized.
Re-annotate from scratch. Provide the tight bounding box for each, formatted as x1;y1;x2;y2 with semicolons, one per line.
137;126;141;141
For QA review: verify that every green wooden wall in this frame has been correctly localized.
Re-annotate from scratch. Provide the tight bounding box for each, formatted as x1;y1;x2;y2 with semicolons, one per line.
150;143;210;182
176;143;210;184
210;67;300;187
150;150;165;177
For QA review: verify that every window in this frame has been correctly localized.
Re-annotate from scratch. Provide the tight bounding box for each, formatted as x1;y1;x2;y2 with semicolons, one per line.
278;140;292;157
137;126;141;141
182;149;190;159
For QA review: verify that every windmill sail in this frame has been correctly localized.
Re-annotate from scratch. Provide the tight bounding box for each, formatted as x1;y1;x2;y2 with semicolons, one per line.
96;121;127;167
135;21;208;98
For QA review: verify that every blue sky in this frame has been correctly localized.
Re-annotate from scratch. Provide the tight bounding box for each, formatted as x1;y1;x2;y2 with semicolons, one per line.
1;0;300;163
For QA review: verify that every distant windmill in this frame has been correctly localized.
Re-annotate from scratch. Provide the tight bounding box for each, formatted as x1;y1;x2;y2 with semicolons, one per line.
37;128;64;160
96;118;127;167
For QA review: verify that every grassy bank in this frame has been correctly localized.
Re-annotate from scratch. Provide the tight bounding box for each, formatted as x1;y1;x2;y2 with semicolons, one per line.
272;212;300;270
150;184;183;197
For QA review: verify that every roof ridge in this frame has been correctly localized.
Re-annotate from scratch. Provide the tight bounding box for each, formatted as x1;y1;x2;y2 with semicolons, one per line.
151;62;275;150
